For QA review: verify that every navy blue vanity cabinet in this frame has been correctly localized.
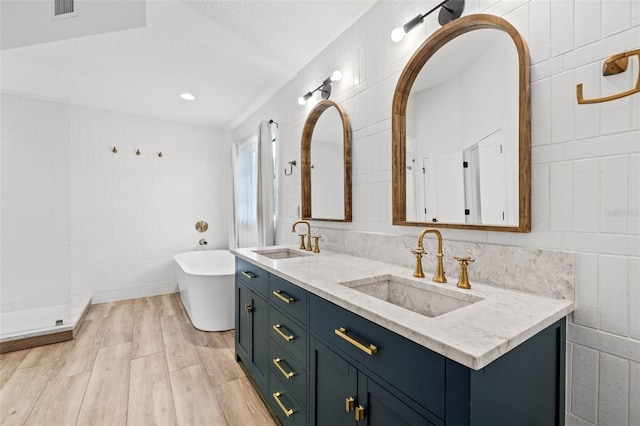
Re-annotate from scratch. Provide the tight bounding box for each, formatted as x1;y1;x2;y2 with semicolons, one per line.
309;294;567;426
235;259;270;394
310;337;440;426
268;273;310;425
234;260;566;426
310;294;444;425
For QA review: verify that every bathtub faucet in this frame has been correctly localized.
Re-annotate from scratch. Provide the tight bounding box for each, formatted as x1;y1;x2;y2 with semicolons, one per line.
199;239;208;246
291;220;312;251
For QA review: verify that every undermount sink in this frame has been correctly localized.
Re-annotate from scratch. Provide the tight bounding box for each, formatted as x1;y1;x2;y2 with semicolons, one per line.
252;248;312;260
340;275;483;318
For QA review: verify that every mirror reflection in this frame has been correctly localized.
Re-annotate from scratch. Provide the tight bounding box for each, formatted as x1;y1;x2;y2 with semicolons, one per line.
392;14;531;232
405;29;519;226
311;107;345;218
301;100;352;222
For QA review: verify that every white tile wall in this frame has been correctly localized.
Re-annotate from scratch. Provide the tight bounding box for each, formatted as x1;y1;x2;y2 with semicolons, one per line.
572;344;599;424
1;93;72;315
1;93;231;309
598;353;630;425
231;1;640;422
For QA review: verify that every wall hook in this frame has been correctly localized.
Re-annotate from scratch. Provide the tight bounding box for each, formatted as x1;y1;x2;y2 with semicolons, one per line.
136;149;141;156
577;48;640;104
112;147;118;153
284;160;297;176
158;152;163;158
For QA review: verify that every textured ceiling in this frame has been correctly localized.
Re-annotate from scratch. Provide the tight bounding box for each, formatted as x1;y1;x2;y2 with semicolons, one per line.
0;0;376;128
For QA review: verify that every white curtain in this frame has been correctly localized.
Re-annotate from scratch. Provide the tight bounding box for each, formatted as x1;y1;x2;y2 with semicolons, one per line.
230;121;276;249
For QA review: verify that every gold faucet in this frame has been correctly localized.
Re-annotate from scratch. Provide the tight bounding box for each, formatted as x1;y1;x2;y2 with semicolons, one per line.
291;220;312;251
413;229;447;283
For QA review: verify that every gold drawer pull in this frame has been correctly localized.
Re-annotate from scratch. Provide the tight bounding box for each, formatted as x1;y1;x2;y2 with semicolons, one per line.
272;324;295;342
272;391;295;418
241;271;256;279
334;327;377;355
273;290;295;304
355;405;366;421
273;357;296;379
345;396;355;412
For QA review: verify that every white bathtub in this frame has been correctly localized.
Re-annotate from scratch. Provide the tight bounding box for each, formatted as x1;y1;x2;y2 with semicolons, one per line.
173;250;236;331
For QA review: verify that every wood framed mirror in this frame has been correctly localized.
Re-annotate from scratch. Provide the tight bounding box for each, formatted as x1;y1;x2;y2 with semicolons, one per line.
392;14;531;232
301;99;352;222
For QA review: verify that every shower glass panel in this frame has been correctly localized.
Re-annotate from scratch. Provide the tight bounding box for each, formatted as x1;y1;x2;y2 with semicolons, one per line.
0;92;73;342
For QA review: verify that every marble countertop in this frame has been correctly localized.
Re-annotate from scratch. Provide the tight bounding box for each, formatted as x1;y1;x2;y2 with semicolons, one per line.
231;246;575;370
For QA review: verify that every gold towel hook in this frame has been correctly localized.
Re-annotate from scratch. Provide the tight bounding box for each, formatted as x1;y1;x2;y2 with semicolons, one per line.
577;48;640;104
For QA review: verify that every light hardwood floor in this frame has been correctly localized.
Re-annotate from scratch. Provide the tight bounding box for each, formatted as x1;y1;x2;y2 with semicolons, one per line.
0;294;276;426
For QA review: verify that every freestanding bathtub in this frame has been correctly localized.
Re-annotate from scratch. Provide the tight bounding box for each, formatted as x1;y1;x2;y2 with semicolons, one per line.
173;250;236;331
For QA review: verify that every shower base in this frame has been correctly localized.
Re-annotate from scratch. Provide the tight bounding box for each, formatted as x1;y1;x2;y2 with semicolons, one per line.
0;295;92;353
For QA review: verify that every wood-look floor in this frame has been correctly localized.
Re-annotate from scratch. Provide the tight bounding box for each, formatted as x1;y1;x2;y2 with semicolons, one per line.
0;294;276;426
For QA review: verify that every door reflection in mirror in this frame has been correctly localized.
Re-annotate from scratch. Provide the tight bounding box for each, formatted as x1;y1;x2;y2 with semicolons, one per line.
405;29;519;226
310;106;344;219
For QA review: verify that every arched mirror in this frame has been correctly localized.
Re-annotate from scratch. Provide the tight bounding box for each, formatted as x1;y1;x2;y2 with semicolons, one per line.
392;14;531;232
301;99;352;221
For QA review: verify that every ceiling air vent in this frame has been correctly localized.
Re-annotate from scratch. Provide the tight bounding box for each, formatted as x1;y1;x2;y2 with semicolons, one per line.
54;0;77;18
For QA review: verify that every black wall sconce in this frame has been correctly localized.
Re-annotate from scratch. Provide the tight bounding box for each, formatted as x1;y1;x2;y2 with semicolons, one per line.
298;70;342;105
391;0;465;42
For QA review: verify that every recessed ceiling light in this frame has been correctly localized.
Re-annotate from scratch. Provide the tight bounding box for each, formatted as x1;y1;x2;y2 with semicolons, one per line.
179;92;195;101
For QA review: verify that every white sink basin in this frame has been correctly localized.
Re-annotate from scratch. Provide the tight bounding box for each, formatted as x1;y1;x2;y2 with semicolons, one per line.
252;248;312;260
340;275;483;318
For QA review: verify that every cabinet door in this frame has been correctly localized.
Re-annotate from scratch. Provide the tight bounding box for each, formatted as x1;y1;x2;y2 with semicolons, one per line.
236;281;269;392
252;293;269;388
311;338;357;426
358;374;439;426
236;281;252;360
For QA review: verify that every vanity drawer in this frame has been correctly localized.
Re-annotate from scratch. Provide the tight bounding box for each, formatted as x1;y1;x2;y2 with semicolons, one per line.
269;275;308;324
269;337;307;404
236;258;268;297
269;306;307;365
269;370;307;426
309;294;445;419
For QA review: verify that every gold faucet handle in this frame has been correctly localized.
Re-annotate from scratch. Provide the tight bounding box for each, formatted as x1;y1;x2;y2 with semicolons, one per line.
298;234;307;250
412;248;426;278
454;256;475;289
312;236;321;253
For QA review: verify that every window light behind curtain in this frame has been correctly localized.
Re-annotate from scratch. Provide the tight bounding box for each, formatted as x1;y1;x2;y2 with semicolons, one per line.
237;136;257;227
230;121;276;249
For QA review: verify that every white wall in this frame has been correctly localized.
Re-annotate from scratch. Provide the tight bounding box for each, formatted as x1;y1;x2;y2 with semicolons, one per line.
1;92;231;306
1;0;146;50
232;1;639;424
